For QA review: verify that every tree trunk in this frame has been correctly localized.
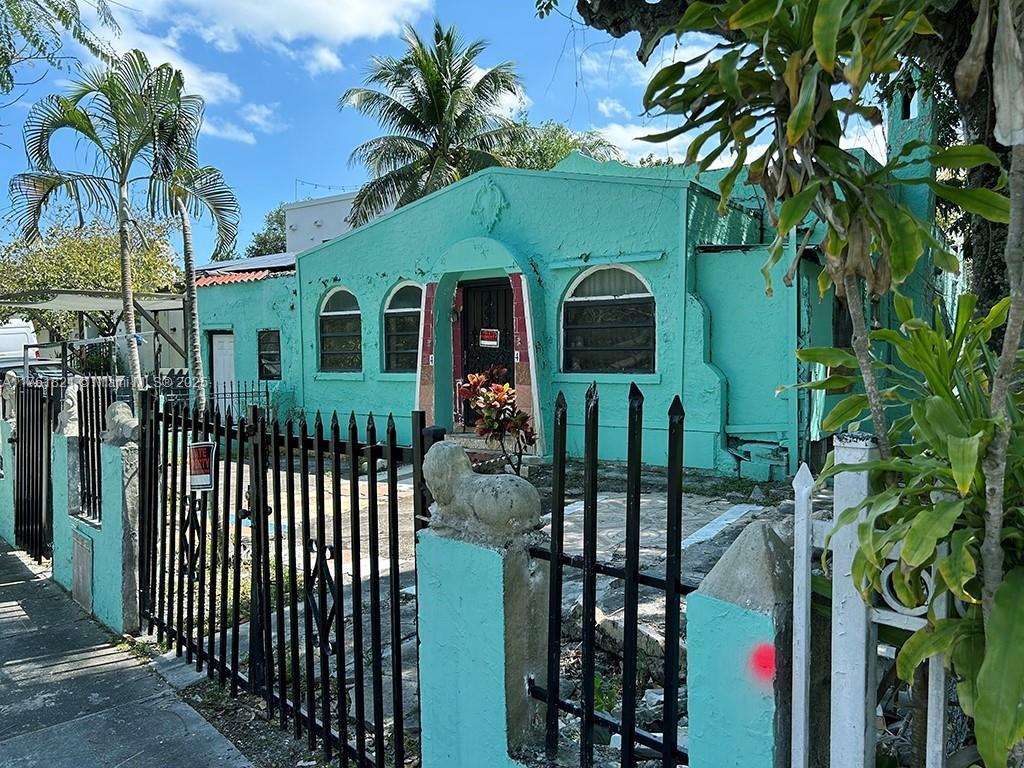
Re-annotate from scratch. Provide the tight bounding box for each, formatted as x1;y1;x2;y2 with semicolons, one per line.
956;58;1012;318
118;183;144;394
843;272;892;459
980;143;1024;626
177;197;207;413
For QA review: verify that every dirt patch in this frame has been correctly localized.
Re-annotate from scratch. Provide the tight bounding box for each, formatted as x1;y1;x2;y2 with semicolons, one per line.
182;678;410;768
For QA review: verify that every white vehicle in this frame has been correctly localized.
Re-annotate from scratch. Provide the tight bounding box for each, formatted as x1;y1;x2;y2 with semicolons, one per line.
0;318;39;364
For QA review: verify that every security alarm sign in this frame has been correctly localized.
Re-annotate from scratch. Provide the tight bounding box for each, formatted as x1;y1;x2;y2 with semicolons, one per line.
479;328;500;348
189;441;216;491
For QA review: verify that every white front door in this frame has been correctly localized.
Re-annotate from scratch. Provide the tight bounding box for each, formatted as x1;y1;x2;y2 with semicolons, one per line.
210;333;235;412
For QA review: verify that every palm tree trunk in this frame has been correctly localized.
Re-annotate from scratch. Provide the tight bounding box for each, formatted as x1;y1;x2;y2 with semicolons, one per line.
177;197;207;413
118;182;144;394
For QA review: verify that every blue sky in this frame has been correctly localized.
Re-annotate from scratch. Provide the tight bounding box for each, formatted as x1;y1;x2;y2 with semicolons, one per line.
0;0;887;262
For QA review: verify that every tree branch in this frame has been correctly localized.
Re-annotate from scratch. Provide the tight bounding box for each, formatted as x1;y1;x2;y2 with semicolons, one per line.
843;271;893;459
573;0;689;62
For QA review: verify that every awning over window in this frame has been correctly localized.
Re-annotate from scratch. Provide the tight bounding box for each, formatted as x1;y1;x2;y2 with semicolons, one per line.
0;289;183;313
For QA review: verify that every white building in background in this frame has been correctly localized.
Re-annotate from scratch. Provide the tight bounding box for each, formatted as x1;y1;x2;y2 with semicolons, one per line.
282;192;358;253
281;191;395;253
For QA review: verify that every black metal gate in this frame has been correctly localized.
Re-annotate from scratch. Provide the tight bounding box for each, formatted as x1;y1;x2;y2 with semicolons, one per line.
460;278;514;421
13;380;60;563
138;393;433;766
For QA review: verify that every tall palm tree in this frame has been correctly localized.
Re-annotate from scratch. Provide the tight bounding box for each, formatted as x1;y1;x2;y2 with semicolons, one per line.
341;20;529;226
10;49;201;391
152;162;239;412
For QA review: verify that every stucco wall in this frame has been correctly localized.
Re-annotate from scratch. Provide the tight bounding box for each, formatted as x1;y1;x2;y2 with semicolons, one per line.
52;437;132;634
198;273;300;418
197;162;789;468
292;166;720;463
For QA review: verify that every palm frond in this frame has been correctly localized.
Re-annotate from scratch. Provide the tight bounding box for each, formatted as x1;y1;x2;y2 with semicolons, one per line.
349;161;426;226
344;20;525;219
22;93;103;170
9;169;116;240
349;134;431;176
148;166;239;257
340;87;431;138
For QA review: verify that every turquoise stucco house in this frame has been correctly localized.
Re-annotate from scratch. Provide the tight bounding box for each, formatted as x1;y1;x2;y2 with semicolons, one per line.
196;96;950;480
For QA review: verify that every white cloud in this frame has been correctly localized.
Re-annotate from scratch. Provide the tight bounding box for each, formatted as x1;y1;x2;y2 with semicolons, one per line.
88;0;430;103
595;119;770;171
118;0;430;50
201;117;256;144
304;45;343;76
597;98;631;119
596;121;694;163
240;102;286;133
106;16;241;103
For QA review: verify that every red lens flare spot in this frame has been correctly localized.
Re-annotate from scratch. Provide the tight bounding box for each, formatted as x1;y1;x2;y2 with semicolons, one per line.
750;643;776;683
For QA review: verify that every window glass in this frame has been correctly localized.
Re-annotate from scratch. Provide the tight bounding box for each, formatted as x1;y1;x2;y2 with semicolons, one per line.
562;269;655;373
384;284;422;372
257;329;282;380
319;289;362;372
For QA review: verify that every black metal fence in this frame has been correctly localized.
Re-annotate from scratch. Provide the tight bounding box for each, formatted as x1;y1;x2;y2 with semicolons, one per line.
529;383;691;767
77;378;117;521
138;394;433;766
13;380;61;563
148;370;274;417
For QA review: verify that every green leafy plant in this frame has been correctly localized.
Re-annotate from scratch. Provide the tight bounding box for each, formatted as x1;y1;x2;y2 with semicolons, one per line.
456;364;537;476
640;0;1010;462
813;292;1024;767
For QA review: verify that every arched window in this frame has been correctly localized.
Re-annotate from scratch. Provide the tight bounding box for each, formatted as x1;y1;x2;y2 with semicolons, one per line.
383;283;423;372
319;288;362;372
562;267;655;373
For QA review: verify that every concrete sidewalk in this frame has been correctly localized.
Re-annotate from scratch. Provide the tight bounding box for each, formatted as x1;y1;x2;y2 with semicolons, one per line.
0;541;252;768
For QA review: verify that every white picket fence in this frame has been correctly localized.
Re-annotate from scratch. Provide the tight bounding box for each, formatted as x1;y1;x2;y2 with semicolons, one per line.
791;434;950;768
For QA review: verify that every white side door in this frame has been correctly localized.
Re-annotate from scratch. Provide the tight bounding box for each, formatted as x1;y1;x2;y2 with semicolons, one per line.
210;333;236;413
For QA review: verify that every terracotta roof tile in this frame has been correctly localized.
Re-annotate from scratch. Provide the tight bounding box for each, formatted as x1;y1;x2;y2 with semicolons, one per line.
196;270;271;287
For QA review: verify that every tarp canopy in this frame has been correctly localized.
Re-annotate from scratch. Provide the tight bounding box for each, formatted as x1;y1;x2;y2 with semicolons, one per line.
0;289;183;313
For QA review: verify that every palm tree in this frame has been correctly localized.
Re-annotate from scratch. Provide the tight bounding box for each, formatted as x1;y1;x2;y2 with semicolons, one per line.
10;49;201;392
341;20;528;226
152;162;239;412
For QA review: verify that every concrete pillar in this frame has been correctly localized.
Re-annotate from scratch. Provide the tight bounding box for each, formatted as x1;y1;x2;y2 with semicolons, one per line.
51;404;140;635
417;442;545;768
0;419;14;544
687;521;794;768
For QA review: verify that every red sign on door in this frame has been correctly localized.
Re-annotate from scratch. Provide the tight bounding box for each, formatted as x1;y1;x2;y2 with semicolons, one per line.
479;328;500;348
189;441;216;491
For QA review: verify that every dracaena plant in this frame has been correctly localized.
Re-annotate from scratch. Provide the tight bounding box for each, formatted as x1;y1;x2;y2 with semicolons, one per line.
807;292;1024;767
641;0;1010;461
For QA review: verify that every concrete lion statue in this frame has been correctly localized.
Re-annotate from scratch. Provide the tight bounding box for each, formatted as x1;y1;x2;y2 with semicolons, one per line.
422;441;541;545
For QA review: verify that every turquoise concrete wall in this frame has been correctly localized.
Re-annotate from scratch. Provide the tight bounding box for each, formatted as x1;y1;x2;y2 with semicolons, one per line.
51;437;129;634
194;144;940;472
417;530;526;768
688;592;780;768
288;164;767;467
197;273;300;418
52;434;72;587
0;419;14;544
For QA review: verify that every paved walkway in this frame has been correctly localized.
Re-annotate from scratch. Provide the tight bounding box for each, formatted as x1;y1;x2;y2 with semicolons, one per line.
0;541;252;768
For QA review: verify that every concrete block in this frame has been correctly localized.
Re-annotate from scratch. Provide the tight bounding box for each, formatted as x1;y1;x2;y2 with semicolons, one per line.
417;530;545;767
687;521;793;768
